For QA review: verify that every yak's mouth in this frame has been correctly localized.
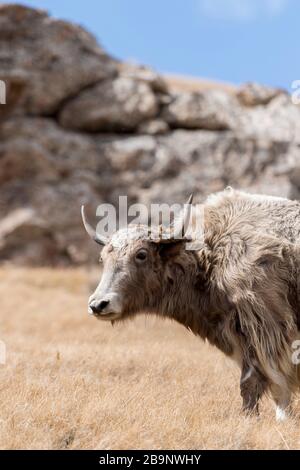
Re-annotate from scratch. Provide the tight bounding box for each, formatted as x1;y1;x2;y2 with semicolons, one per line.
92;311;122;322
88;292;123;321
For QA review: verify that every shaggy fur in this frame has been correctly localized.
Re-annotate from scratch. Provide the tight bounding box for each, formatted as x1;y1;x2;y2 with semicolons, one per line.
86;188;300;419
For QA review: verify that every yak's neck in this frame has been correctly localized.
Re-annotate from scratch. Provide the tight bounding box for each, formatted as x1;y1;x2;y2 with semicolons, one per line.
154;253;234;357
164;286;210;337
159;278;234;356
156;254;213;338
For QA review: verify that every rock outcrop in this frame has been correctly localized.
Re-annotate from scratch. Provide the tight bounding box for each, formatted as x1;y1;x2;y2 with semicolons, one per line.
0;4;116;116
59;77;159;132
0;4;300;265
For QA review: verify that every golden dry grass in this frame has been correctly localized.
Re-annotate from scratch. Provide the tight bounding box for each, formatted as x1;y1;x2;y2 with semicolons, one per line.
164;73;236;94
0;267;300;450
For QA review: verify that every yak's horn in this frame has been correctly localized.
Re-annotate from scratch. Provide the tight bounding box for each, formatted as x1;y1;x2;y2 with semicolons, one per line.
81;205;108;246
172;194;193;239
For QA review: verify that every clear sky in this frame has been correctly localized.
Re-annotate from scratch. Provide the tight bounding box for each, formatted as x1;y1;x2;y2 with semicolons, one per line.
8;0;299;90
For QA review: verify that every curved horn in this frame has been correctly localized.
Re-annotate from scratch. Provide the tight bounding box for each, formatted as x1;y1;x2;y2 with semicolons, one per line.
81;205;108;246
172;194;193;240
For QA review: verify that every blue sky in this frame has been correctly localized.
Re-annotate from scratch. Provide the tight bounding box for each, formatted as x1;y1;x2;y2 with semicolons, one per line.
10;0;299;90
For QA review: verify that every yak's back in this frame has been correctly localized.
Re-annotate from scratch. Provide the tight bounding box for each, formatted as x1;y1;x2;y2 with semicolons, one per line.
204;188;300;244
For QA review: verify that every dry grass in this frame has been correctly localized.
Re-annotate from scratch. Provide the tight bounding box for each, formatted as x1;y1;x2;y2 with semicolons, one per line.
0;267;300;450
164;73;236;94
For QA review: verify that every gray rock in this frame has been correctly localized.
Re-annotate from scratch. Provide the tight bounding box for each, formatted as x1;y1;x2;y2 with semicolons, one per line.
0;116;110;264
0;207;60;265
0;4;117;115
162;89;239;130
59;76;159;131
118;63;168;93
99;130;297;206
0;177;106;265
236;94;300;144
0;117;103;184
137;119;169;135
236;82;286;107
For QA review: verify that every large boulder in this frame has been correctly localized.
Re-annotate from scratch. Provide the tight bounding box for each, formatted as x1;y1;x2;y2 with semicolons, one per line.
0;4;117;115
0;117;103;184
99;130;297;205
236;94;300;143
59;76;159;131
118;62;168;93
0;208;60;265
161;89;239;130
236;82;286;107
0;178;105;265
0;117;110;264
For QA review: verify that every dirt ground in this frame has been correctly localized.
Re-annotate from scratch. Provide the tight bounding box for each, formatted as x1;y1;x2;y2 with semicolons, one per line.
0;267;299;450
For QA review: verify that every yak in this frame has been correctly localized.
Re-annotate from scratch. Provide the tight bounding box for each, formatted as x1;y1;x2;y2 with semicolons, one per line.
82;187;300;421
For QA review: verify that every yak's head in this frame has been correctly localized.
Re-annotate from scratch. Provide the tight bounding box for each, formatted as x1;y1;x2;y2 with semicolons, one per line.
81;197;196;322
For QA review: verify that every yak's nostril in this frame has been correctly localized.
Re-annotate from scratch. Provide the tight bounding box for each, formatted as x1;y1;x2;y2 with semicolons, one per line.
90;304;99;314
89;299;110;314
99;300;109;310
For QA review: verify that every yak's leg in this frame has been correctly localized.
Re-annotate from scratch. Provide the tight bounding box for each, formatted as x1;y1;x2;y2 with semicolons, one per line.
240;363;267;415
270;384;291;422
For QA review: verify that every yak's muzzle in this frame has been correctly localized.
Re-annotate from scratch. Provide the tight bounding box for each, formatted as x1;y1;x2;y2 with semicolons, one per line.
89;299;110;314
88;292;122;320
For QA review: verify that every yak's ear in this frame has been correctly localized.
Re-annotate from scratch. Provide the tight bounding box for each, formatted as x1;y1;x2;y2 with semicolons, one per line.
156;240;185;259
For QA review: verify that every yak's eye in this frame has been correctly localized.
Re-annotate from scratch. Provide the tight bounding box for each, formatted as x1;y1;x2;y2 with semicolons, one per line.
135;249;148;263
99;255;103;264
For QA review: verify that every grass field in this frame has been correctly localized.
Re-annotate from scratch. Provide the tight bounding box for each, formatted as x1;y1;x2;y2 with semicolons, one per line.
0;267;300;450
